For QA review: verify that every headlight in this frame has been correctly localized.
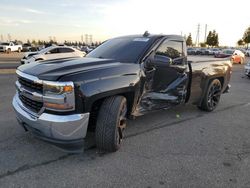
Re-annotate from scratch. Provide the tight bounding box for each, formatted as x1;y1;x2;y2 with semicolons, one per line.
43;81;75;111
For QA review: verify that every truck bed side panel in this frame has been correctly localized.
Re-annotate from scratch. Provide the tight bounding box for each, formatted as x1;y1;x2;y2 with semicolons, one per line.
188;60;232;105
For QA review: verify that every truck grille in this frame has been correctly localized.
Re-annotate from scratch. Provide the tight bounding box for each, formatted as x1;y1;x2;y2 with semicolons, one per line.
18;77;43;93
19;94;43;113
17;75;43;113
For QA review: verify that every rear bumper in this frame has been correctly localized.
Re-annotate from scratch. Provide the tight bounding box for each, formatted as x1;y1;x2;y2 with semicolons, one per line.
12;94;90;152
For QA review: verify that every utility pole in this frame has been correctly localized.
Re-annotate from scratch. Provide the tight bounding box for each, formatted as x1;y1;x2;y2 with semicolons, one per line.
81;35;83;43
7;33;11;42
204;24;207;43
195;24;200;47
85;34;88;45
89;35;93;45
84;34;93;45
184;34;187;41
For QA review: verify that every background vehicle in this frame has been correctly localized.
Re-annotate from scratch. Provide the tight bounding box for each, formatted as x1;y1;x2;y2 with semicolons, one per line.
214;49;234;58
245;61;250;77
245;49;250;57
13;34;232;152
22;43;39;52
81;46;93;53
199;48;207;55
22;43;32;52
20;46;86;64
231;50;245;64
211;48;221;55
187;48;195;55
0;42;22;53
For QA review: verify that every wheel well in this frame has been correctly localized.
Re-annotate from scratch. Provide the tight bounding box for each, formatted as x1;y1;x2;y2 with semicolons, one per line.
199;76;224;107
87;92;135;132
215;77;224;87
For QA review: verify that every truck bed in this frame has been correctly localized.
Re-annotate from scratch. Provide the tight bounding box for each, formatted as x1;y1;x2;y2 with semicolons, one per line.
187;57;232;105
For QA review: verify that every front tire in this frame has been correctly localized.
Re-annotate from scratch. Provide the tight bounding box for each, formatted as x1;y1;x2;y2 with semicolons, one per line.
198;79;222;112
18;47;21;53
95;96;127;152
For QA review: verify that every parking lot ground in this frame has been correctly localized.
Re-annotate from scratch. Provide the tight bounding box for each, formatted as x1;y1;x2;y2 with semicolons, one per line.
0;53;23;69
0;61;250;187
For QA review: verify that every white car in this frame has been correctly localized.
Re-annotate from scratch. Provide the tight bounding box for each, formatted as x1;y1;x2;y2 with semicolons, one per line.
245;61;250;77
21;46;86;64
0;42;22;53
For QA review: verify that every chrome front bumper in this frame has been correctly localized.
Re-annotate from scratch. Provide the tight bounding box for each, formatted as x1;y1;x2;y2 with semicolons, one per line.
12;94;90;145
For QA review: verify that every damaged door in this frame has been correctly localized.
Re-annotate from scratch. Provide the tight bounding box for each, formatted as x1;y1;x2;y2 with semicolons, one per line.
135;39;189;115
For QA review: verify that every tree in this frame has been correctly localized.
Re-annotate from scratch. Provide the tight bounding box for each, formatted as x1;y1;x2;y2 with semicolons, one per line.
31;39;37;46
186;33;193;46
243;26;250;48
38;40;43;45
214;31;219;47
206;30;219;47
200;42;206;47
237;39;244;46
206;31;213;46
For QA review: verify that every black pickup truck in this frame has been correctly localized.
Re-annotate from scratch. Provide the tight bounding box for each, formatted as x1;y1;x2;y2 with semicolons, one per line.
13;33;232;152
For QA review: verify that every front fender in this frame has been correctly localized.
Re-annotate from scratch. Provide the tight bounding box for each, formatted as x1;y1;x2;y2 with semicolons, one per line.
78;73;141;112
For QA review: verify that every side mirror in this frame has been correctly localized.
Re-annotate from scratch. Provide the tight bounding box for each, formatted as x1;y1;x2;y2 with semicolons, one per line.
152;54;172;66
145;53;172;68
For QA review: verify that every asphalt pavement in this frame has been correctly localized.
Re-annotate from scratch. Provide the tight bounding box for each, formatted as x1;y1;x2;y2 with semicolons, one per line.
0;58;250;187
0;53;22;69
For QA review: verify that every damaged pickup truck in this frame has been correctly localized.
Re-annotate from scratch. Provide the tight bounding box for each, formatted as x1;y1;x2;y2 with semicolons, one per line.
13;33;232;152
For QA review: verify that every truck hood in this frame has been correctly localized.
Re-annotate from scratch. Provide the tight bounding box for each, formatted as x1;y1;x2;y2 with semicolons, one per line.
18;57;138;81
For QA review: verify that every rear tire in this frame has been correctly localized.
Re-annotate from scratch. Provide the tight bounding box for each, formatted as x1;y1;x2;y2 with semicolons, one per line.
95;96;127;152
198;79;222;112
18;47;21;53
7;48;11;54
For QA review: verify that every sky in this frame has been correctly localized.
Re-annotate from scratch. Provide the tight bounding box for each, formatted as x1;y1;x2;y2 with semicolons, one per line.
0;0;249;46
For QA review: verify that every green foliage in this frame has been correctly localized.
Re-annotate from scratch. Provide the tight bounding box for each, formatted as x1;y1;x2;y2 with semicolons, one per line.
186;33;193;46
200;42;206;47
37;40;43;45
206;30;219;47
243;26;250;46
237;39;244;46
31;40;37;45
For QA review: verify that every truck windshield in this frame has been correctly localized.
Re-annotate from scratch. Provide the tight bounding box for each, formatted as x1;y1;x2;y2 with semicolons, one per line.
86;37;152;63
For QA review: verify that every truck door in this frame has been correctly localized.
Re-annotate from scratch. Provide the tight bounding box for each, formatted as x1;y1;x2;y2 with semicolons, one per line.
136;39;189;115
